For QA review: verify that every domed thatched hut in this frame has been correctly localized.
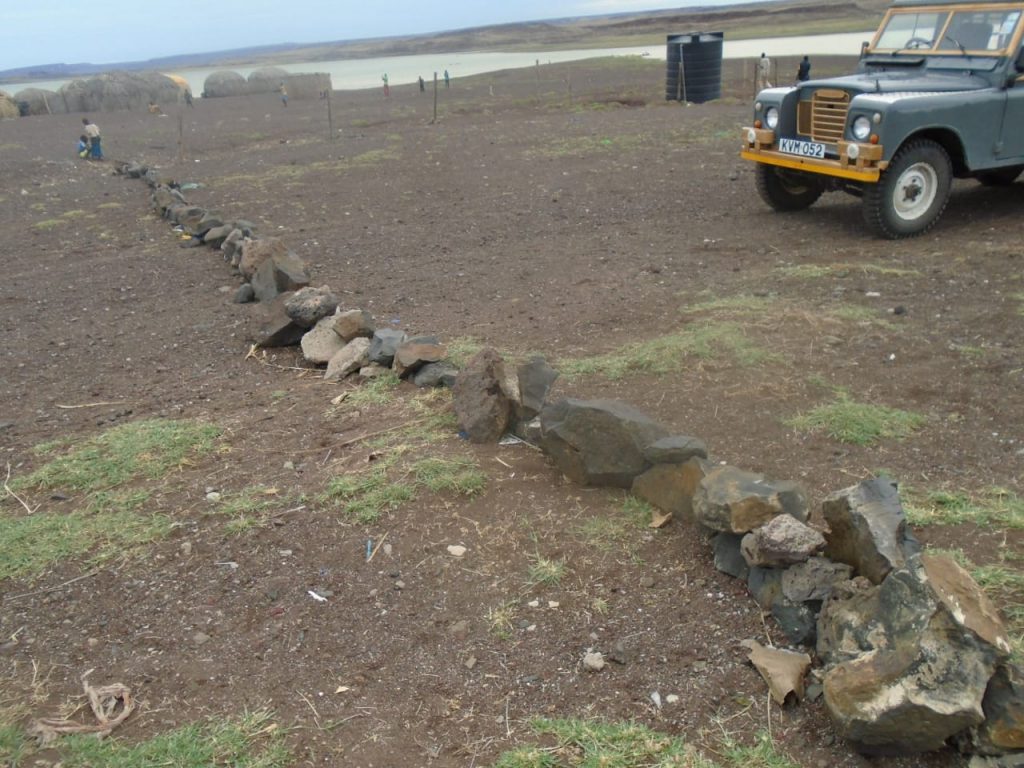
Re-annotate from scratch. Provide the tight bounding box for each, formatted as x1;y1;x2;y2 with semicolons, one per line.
203;70;247;98
163;73;193;101
59;72;181;113
13;87;67;115
0;91;19;119
247;66;290;95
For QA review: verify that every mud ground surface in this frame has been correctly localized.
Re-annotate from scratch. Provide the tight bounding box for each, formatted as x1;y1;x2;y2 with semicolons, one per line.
0;56;1021;766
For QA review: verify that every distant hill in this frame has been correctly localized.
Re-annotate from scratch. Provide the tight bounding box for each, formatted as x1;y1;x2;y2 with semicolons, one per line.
0;0;887;83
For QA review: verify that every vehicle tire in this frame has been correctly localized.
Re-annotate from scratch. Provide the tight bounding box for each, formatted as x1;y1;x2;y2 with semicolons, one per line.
862;138;952;239
755;164;825;211
976;165;1023;186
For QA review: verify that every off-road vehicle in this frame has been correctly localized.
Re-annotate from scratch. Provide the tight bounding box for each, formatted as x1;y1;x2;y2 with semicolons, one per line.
741;0;1024;237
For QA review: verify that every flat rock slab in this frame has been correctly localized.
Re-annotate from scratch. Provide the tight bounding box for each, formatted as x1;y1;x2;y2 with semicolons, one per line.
693;465;807;534
301;315;348;364
631;457;709;519
325;337;371;381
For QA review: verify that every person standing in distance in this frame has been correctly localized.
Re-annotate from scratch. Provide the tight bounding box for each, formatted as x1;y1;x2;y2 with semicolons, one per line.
796;55;811;82
756;52;772;90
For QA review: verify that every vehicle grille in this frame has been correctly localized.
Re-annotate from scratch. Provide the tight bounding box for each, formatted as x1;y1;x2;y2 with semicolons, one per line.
797;89;850;144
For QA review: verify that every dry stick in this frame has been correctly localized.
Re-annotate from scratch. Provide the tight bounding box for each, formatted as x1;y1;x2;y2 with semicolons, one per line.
432;71;438;124
55;401;126;409
253;418;428;456
5;570;100;602
327;89;334;141
3;463;38;515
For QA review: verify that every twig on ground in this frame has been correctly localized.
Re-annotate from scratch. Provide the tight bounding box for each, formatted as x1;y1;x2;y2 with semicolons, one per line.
28;679;135;746
4;570;100;602
54;401;127;409
4;463;39;515
367;532;389;563
244;344;317;373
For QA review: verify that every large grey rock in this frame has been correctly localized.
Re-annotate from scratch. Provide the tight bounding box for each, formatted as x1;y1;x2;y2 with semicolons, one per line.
232;284;255;304
333;309;375;342
782;557;853;603
202;224;234;248
221;228;245;265
239;237;288;280
285;286;339;328
367;328;408;367
712;532;749;580
818;554;1010;754
771;598;819;646
643;435;708;465
251;252;311;303
631;457;710;520
823;476;920;585
957;664;1024;756
741;515;825;568
413;362;459;389
301;315;347;364
693;466;808;534
325;337;371;381
253;293;303;348
393;336;446;378
539;399;669;488
452;348;511;443
514;356;559;423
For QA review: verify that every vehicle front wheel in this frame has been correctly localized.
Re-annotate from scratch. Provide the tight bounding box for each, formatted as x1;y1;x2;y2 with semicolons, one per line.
862;139;952;239
976;165;1023;186
755;164;825;212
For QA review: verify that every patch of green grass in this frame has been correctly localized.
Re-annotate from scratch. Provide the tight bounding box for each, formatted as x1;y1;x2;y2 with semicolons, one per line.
494;718;703;768
903;487;1024;528
411;457;486;495
59;710;290;767
0;507;174;581
487;601;518;640
527;554;567;588
208;486;283;535
681;295;777;316
776;263;920;279
324;452;485;524
444;336;483;367
717;731;802;768
97;202;122;209
561;322;769;380
0;724;30;767
31;219;64;230
351;149;398;165
13;419;220;494
61;209;87;218
577;495;651;551
346;371;401;407
786;391;925;445
1014;292;1024;316
830;305;894;326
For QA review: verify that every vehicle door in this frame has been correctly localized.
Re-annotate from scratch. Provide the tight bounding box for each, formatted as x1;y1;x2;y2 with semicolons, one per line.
1000;45;1024;159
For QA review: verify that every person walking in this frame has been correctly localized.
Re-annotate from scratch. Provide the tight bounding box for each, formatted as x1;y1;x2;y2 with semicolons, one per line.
418;75;425;92
756;52;772;91
382;73;390;97
184;89;194;107
443;69;450;88
796;55;811;82
279;83;288;107
82;117;102;160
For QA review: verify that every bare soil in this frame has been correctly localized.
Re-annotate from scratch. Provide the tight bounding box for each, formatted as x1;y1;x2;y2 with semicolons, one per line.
1;56;1021;767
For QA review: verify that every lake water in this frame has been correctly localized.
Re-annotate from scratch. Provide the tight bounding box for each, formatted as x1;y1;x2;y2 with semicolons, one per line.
0;32;872;96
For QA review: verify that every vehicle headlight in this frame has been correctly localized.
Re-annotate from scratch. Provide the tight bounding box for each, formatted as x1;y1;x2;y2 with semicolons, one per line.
765;107;779;130
852;115;872;141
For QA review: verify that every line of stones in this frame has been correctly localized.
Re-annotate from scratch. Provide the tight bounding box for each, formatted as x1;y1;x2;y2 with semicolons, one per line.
116;160;1023;761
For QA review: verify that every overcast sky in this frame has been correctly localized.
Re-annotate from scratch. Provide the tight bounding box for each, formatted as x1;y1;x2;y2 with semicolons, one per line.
1;0;754;71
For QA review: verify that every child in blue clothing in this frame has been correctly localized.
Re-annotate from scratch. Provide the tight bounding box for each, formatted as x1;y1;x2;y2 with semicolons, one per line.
77;134;90;158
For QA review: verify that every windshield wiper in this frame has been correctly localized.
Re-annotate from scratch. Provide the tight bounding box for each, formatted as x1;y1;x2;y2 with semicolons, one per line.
944;33;968;54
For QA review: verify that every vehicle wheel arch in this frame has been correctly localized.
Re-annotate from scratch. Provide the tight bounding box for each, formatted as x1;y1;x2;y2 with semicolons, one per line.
891;127;967;176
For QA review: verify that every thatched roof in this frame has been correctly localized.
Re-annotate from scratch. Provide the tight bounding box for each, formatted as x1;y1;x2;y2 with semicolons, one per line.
203;70;247;98
0;91;18;119
13;87;67;115
247;67;290;94
59;72;181;113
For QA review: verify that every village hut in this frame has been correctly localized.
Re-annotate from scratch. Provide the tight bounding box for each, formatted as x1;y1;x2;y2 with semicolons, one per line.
202;70;247;98
247;67;291;95
59;72;181;113
0;91;20;119
13;87;66;115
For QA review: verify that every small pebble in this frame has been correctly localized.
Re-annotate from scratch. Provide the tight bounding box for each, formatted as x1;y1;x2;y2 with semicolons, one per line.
205;491;221;502
447;545;467;557
583;651;606;672
180;542;193;557
394;580;405;590
640;576;655;588
666;694;679;704
464;655;477;670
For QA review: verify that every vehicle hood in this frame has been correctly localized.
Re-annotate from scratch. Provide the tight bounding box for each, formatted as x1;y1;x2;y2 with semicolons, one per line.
800;71;990;95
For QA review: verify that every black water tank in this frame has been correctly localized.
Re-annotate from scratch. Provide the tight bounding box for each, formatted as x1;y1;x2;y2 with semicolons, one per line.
666;32;724;103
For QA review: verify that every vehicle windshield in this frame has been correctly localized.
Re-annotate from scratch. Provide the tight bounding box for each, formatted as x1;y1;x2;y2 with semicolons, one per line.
873;6;1022;53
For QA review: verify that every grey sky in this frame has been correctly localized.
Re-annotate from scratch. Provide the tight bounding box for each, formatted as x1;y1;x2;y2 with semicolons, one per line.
1;0;754;71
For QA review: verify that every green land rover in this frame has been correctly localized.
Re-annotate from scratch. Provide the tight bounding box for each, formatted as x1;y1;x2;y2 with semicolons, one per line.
741;0;1024;238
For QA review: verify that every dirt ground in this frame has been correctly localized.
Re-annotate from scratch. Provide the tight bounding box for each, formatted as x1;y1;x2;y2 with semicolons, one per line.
1;55;1022;767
